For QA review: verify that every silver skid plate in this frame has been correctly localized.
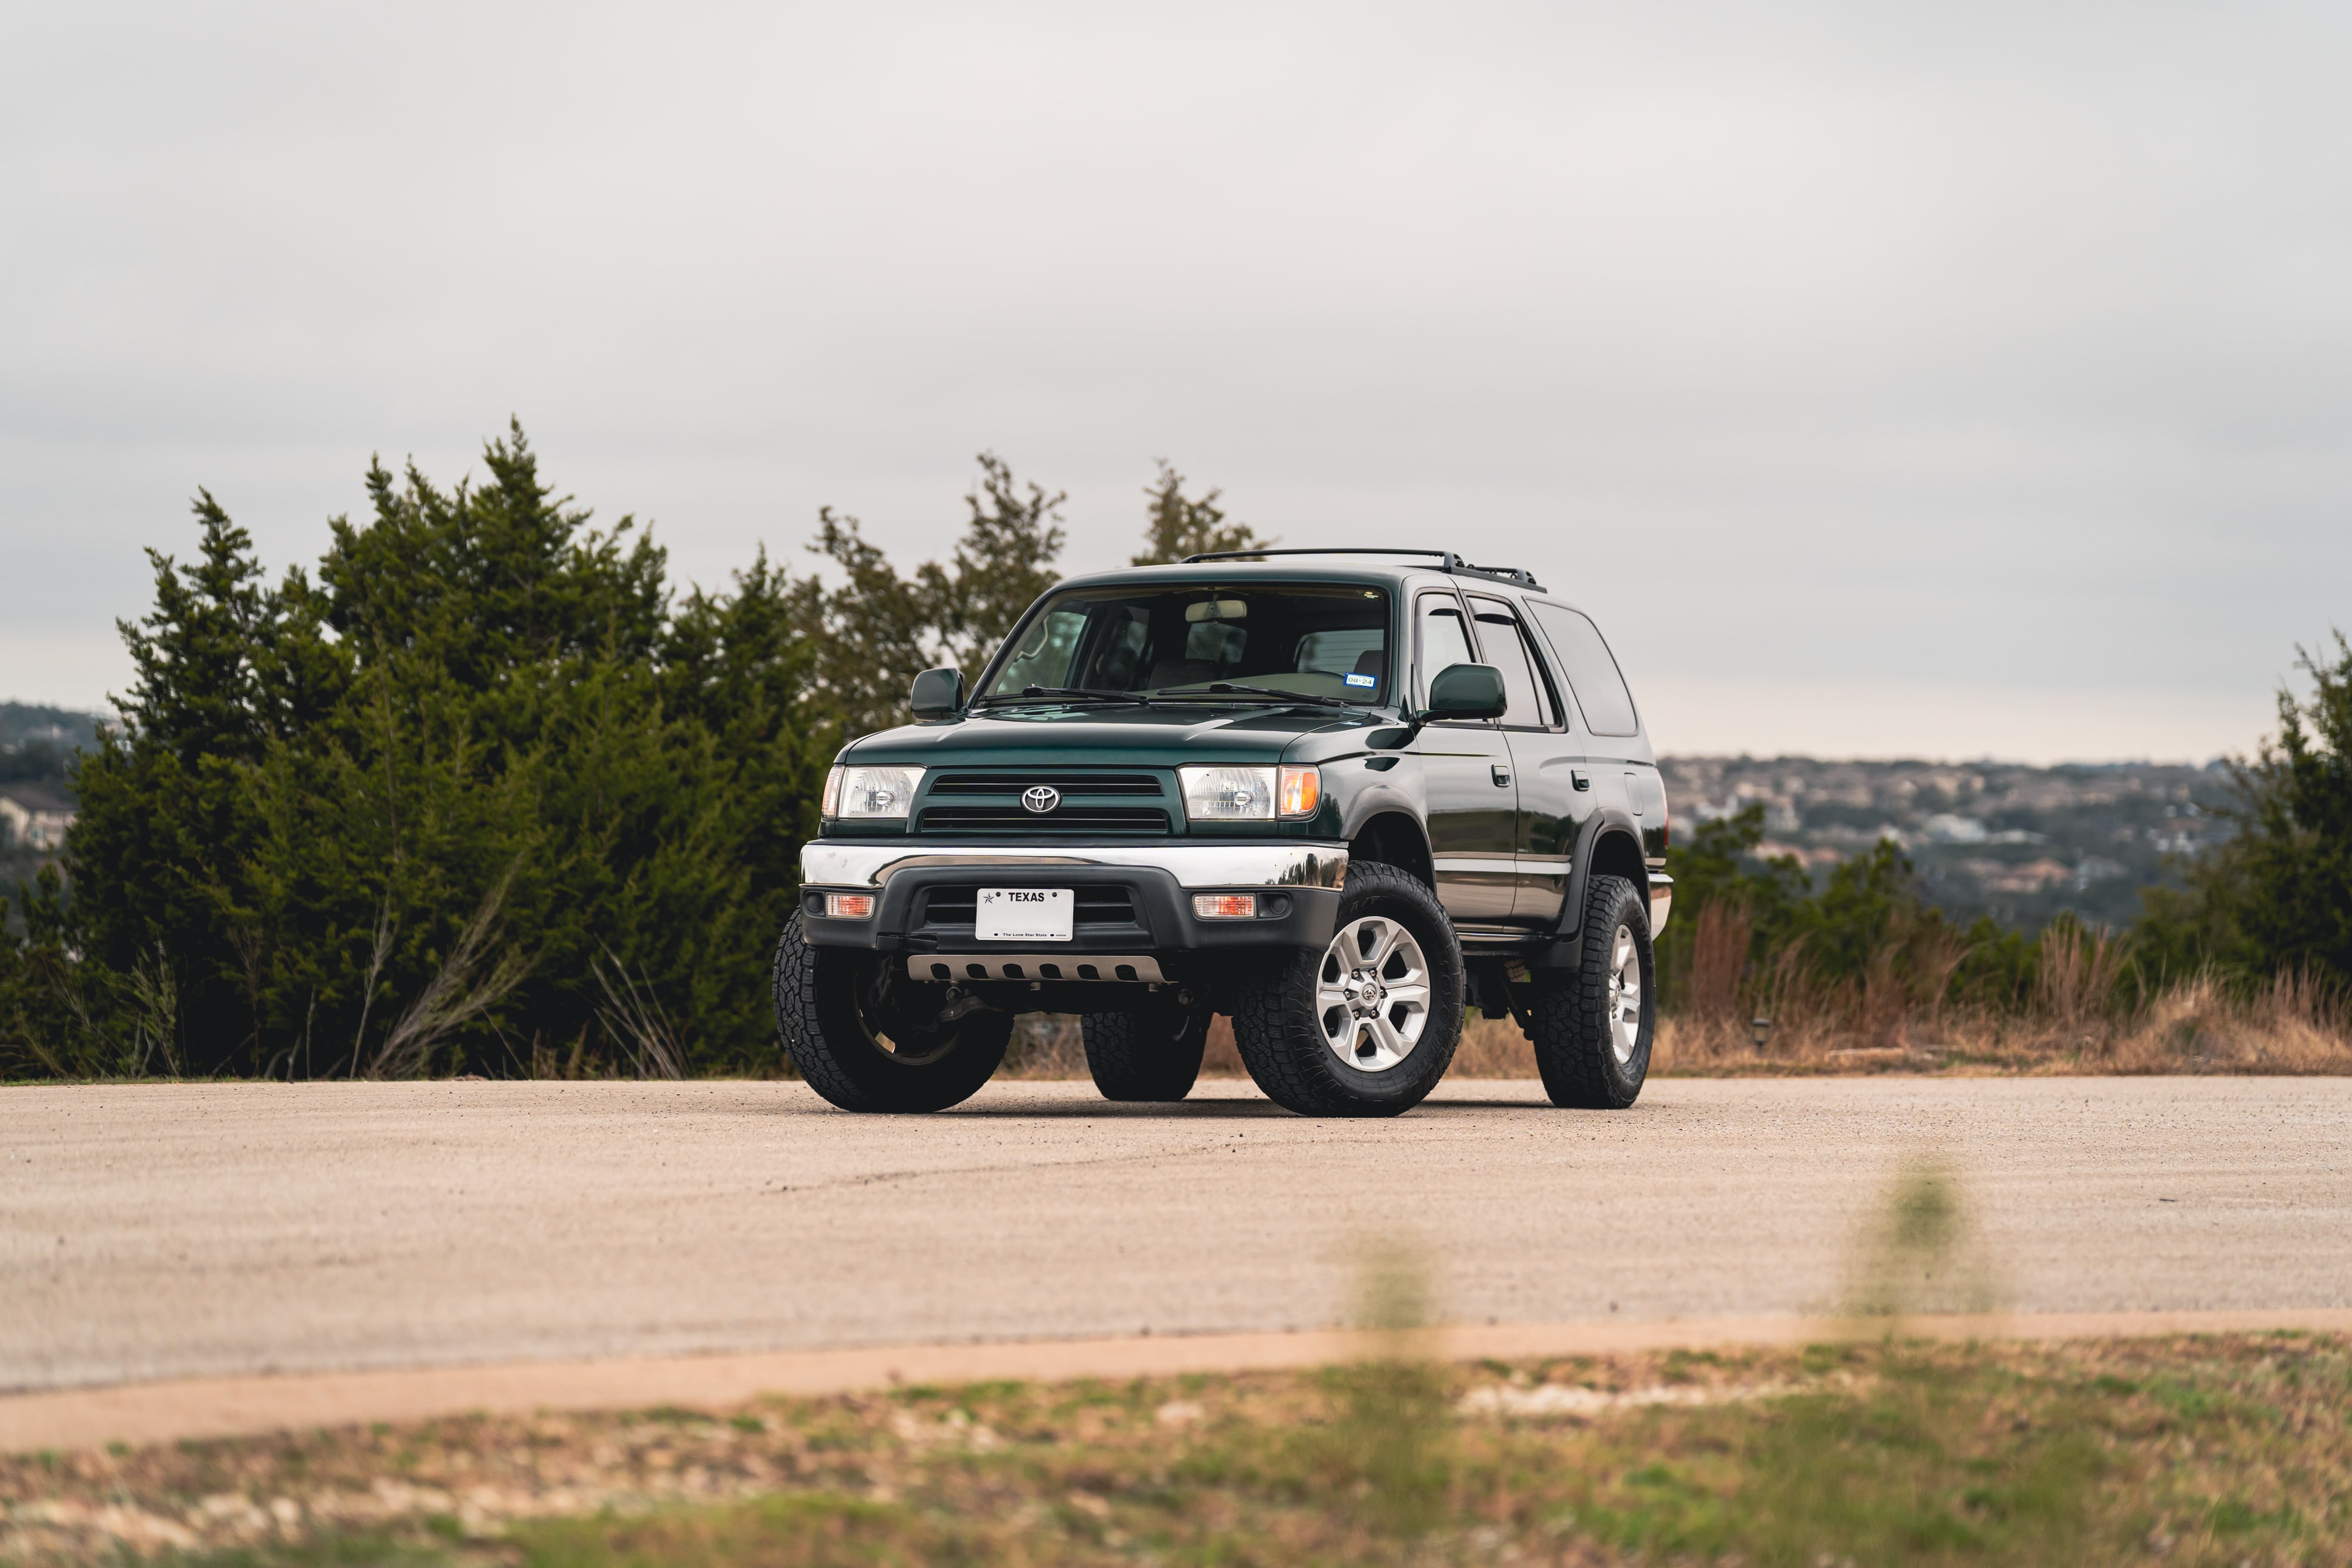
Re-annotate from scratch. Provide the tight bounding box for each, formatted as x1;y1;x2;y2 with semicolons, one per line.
907;954;1166;984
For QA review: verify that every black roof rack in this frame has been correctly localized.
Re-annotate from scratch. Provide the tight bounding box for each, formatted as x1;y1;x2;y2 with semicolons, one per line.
1177;547;1543;590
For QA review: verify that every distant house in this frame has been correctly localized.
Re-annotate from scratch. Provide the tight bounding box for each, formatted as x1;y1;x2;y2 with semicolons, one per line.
1963;857;2076;896
0;784;75;851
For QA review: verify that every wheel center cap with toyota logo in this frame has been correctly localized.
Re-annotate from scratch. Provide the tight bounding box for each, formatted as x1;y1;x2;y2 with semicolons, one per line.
1022;785;1061;814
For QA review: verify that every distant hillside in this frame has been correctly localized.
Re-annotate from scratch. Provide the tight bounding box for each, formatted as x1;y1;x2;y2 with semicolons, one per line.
2;700;106;751
1;701;106;793
1662;755;2232;931
2;704;106;902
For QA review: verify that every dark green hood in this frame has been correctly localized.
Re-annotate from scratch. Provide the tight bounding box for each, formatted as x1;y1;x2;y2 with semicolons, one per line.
843;704;1378;771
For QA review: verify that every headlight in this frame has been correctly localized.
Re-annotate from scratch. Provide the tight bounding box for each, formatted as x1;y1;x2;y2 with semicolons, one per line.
833;764;922;820
1181;765;1274;821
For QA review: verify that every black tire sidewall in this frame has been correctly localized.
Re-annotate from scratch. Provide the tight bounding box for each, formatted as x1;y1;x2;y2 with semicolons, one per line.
1235;862;1465;1116
1589;878;1656;1101
1532;874;1654;1109
773;913;1011;1112
1080;1006;1209;1102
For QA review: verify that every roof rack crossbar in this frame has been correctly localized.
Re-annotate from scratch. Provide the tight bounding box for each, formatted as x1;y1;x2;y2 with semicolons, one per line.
1178;546;1542;590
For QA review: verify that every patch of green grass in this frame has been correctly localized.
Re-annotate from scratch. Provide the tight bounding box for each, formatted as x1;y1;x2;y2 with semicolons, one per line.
630;1405;706;1426
514;1494;954;1568
12;1336;2351;1568
159;1530;458;1568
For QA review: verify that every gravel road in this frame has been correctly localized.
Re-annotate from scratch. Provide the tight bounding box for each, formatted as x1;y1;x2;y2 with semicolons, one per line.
5;1076;2347;1393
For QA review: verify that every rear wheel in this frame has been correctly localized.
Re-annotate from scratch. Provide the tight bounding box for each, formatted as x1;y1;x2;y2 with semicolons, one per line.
1529;874;1653;1109
1080;1004;1210;1102
1230;861;1464;1116
773;914;1012;1112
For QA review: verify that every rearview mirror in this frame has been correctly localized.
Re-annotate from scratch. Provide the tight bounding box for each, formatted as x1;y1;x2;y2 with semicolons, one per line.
910;667;964;720
1425;663;1506;721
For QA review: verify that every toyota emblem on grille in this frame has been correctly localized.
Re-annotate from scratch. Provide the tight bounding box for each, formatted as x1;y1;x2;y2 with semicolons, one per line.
1022;785;1061;814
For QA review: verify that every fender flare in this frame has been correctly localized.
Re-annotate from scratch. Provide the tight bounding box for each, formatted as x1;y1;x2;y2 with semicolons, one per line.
1559;809;1647;939
1338;781;1429;842
1338;787;1437;887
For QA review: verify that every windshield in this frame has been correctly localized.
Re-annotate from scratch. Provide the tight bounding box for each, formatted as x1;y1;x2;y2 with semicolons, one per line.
983;583;1393;705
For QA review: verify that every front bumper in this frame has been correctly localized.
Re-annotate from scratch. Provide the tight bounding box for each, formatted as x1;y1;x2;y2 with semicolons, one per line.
798;840;1349;981
801;840;1348;891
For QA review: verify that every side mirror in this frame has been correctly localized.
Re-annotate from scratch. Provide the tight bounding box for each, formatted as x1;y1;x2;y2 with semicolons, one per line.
909;667;965;721
1425;663;1507;721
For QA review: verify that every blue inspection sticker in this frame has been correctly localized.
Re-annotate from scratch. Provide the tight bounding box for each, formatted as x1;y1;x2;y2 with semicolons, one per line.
1344;672;1377;688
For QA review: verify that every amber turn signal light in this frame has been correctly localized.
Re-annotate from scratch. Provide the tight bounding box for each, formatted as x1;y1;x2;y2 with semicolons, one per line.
1277;764;1320;818
824;893;876;919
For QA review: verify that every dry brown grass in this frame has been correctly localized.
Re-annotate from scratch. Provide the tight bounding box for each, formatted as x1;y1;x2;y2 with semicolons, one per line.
1637;967;2352;1078
1000;964;2352;1083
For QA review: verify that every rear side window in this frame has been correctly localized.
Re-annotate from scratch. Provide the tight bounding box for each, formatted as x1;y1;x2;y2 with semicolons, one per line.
1470;599;1556;728
1525;601;1640;736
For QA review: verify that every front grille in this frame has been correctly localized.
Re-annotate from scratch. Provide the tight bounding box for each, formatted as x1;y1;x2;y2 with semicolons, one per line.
918;806;1171;834
917;886;1138;929
929;771;1164;797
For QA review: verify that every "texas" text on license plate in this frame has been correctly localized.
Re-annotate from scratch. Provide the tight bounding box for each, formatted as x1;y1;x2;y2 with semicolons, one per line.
974;887;1074;941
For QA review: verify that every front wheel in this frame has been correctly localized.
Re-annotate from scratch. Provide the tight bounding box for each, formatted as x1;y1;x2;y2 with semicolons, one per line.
1230;861;1465;1116
1529;874;1654;1108
773;914;1013;1112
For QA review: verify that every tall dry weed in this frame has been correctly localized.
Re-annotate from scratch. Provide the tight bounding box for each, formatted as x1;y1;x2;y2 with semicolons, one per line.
1752;941;1826;1044
1684;898;1751;1023
2033;920;2133;1042
2102;967;2352;1075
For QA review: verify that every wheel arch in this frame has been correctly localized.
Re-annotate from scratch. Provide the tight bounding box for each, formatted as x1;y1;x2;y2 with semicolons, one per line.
1562;813;1648;937
1345;810;1436;890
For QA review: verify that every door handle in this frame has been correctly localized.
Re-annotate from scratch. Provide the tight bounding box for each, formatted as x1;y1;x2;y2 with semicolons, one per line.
1491;765;1512;787
1571;769;1591;791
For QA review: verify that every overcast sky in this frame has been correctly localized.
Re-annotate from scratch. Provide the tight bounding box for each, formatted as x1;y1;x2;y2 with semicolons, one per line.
5;1;2348;761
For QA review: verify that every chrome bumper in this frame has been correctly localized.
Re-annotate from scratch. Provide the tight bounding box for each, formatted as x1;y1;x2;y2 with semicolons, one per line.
1648;872;1673;935
801;840;1350;891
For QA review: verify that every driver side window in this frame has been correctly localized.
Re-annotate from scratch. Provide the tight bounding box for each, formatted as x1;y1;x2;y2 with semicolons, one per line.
1415;597;1478;710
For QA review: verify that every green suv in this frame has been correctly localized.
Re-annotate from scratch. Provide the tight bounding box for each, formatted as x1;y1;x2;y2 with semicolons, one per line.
776;549;1671;1117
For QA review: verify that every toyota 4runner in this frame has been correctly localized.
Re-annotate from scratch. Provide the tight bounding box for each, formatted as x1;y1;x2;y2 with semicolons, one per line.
776;548;1671;1117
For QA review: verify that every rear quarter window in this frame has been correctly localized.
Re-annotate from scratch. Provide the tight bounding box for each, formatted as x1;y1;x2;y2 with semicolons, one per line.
1525;601;1641;737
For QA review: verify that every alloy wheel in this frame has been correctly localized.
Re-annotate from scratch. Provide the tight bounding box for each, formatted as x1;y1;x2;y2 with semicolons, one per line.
1314;915;1433;1073
1606;922;1642;1063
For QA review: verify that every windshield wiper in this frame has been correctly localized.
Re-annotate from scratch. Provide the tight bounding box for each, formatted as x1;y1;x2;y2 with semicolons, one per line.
1157;683;1364;710
975;686;1157;707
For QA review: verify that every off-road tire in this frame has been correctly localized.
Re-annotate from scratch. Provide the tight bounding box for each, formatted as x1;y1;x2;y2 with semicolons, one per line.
1230;861;1465;1116
772;914;1013;1112
1531;874;1653;1109
1080;1004;1211;1102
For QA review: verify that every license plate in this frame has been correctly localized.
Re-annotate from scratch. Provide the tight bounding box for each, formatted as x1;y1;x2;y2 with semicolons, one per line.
975;887;1074;942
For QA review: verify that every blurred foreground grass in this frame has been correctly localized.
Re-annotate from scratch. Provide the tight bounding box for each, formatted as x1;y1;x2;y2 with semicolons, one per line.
6;1332;2348;1567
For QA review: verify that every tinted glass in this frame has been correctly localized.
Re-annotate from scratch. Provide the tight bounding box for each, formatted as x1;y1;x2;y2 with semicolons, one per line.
1416;597;1477;708
982;584;1392;703
1525;601;1640;735
1472;603;1552;727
